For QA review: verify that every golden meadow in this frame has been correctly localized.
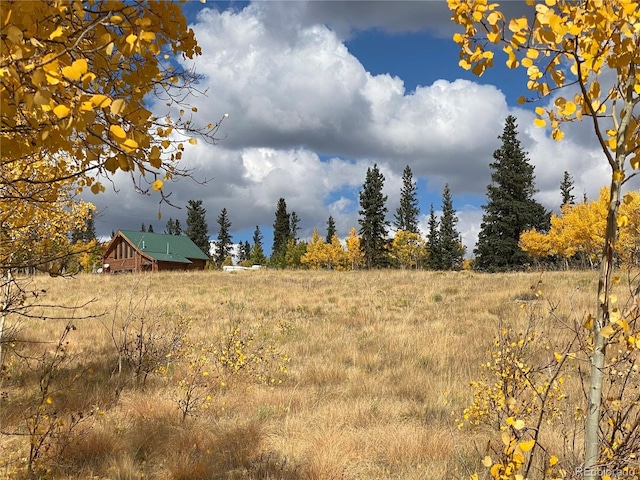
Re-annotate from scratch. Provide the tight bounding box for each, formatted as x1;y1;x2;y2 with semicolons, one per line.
0;269;606;479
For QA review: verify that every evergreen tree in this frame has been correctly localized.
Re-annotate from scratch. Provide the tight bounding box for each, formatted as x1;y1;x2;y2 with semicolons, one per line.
560;170;576;206
394;165;420;234
214;208;233;267
185;199;210;256
71;210;96;243
239;240;251;262
147;224;154;233
326;215;337;244
290;211;300;242
271;198;291;267
140;222;146;232
358;164;389;268
250;225;267;265
165;218;176;235
438;184;465;270
474;115;550;271
425;204;440;269
174;219;182;235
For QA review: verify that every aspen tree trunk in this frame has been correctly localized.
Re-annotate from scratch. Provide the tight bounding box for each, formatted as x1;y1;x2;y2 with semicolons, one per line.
584;64;635;479
584;180;620;478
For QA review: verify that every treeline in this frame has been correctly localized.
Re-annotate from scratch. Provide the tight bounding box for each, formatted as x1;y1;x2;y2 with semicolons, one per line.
69;116;640;272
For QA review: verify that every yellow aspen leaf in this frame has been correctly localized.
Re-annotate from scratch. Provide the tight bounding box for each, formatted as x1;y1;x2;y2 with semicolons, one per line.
518;439;535;452
623;194;634;205
508;17;527;33
105;42;114;56
161;139;170;149
151;179;163;191
613;170;624;182
600;325;615;338
110;98;126;116
617;215;629;227
109;124;127;139
554;352;563;361
584;315;594;330
513;419;525;430
126;34;137;45
140;31;156;42
49;26;63;40
526;48;539;59
534;117;546;127
482;456;493;467
110;15;123;23
630;155;640;169
122;138;139;151
61;58;88;81
521;57;533;68
552;128;564;141
564;101;576;115
490;464;502;477
188;138;197;145
91;94;112;108
53;104;70;119
535;106;546;115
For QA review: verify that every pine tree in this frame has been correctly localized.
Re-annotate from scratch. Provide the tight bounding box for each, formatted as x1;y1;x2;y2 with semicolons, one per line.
271;198;291;267
165;218;176;235
174;219;182;235
240;241;251;262
438;184;465;270
326;216;337;244
250;226;267;265
560;170;576;207
186;199;210;257
474;115;549;271
140;222;146;232
147;224;154;233
290;211;300;242
394;165;420;234
71;210;96;243
214;208;233;267
425;204;440;269
358;164;389;268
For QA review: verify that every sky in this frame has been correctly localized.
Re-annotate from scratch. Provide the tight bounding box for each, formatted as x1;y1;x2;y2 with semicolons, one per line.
90;0;611;256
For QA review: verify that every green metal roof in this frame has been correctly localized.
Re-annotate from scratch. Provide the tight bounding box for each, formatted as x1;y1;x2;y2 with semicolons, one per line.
119;230;209;263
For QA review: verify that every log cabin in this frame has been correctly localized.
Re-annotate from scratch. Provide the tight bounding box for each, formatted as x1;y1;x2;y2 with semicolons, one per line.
102;230;209;273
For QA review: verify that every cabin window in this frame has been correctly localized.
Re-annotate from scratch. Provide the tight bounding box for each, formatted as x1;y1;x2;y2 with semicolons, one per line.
118;242;123;259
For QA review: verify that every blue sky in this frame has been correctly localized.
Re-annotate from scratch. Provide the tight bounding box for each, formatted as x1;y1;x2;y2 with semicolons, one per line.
92;1;608;256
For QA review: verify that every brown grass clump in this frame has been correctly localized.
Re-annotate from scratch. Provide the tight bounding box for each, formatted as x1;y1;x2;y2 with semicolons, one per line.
0;269;603;479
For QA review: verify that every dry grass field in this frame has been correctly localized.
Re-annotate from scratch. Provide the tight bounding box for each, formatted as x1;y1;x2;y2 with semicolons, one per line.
0;269;611;479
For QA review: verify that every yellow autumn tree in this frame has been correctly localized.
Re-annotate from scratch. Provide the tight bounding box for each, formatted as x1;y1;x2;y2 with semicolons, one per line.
344;227;364;270
1;0;224;272
390;230;427;269
300;228;329;270
449;0;640;476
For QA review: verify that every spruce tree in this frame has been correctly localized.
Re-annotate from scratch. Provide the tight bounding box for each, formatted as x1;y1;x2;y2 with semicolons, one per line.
240;241;251;262
394;165;420;234
140;222;146;232
71;211;96;243
185;199;210;256
290;211;300;242
560;170;576;206
438;184;465;270
165;218;176;235
358;164;389;268
214;208;233;267
326;216;337;244
271;198;291;267
147;224;154;233
425;204;440;270
250;225;267;265
474;115;549;271
174;219;182;235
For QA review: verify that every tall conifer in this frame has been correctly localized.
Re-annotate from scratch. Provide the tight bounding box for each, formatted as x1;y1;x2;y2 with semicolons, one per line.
438;184;465;270
358;164;389;268
394;165;420;234
186;199;210;256
474;116;549;271
214;208;233;266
